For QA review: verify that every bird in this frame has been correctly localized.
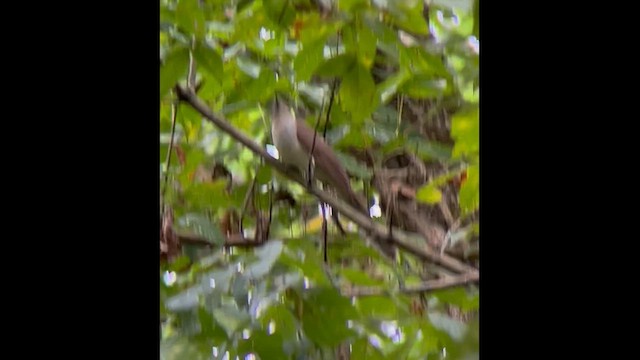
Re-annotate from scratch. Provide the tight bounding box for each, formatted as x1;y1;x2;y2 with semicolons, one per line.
269;94;369;218
270;94;396;258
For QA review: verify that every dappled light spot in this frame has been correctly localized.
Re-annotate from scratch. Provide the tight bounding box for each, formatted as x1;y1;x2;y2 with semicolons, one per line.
163;271;176;286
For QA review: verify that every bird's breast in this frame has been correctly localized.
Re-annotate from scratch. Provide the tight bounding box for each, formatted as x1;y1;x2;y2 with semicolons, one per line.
272;123;311;171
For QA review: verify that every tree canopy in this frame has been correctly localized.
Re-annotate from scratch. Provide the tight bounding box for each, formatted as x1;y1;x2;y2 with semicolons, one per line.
160;0;479;358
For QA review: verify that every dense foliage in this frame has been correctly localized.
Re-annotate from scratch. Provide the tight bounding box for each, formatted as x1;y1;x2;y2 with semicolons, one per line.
160;0;479;358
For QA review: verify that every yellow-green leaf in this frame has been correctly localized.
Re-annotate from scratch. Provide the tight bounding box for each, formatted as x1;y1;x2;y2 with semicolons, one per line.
451;106;479;158
416;184;442;204
459;164;478;214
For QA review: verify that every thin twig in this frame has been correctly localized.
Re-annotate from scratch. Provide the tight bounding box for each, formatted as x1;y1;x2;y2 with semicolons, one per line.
308;98;326;186
343;272;479;297
266;182;274;240
175;86;478;275
239;172;258;236
321;203;328;263
161;101;179;214
323;79;339;138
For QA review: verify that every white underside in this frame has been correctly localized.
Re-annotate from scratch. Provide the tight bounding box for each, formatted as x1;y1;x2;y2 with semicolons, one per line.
272;122;313;173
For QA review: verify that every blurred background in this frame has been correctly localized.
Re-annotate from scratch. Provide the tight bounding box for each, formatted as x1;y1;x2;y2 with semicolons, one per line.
160;0;479;358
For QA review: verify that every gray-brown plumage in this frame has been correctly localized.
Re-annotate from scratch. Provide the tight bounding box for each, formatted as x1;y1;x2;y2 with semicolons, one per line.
270;96;368;216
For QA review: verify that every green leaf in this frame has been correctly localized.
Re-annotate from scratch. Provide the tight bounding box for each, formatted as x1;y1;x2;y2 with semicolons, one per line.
342;15;377;68
177;213;226;245
459;164;478;215
338;0;368;12
258;304;298;339
193;43;223;85
161;336;211;360
212;305;251;337
263;0;296;29
256;164;273;184
295;37;328;82
416;184;442;204
197;308;228;342
427;311;467;342
340;268;384;286
244;68;277;102
176;0;206;38
401;76;447;99
302;287;358;346
356;296;398;320
340;61;378;124
399;46;450;77
178;103;203;142
237;330;288;360
183;181;231;211
387;0;429;35
160;46;190;99
351;337;385;359
377;69;410;104
279;240;331;286
433;288;479;312
246;240;284;280
451;106;479;158
473;0;479;39
315;54;357;77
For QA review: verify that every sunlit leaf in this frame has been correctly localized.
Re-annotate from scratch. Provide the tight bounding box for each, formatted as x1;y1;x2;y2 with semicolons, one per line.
416;184;442;204
458;164;478;215
451;106;479;158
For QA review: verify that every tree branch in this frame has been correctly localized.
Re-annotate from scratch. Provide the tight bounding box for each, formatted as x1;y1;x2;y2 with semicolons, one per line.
343;272;479;297
174;86;477;275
